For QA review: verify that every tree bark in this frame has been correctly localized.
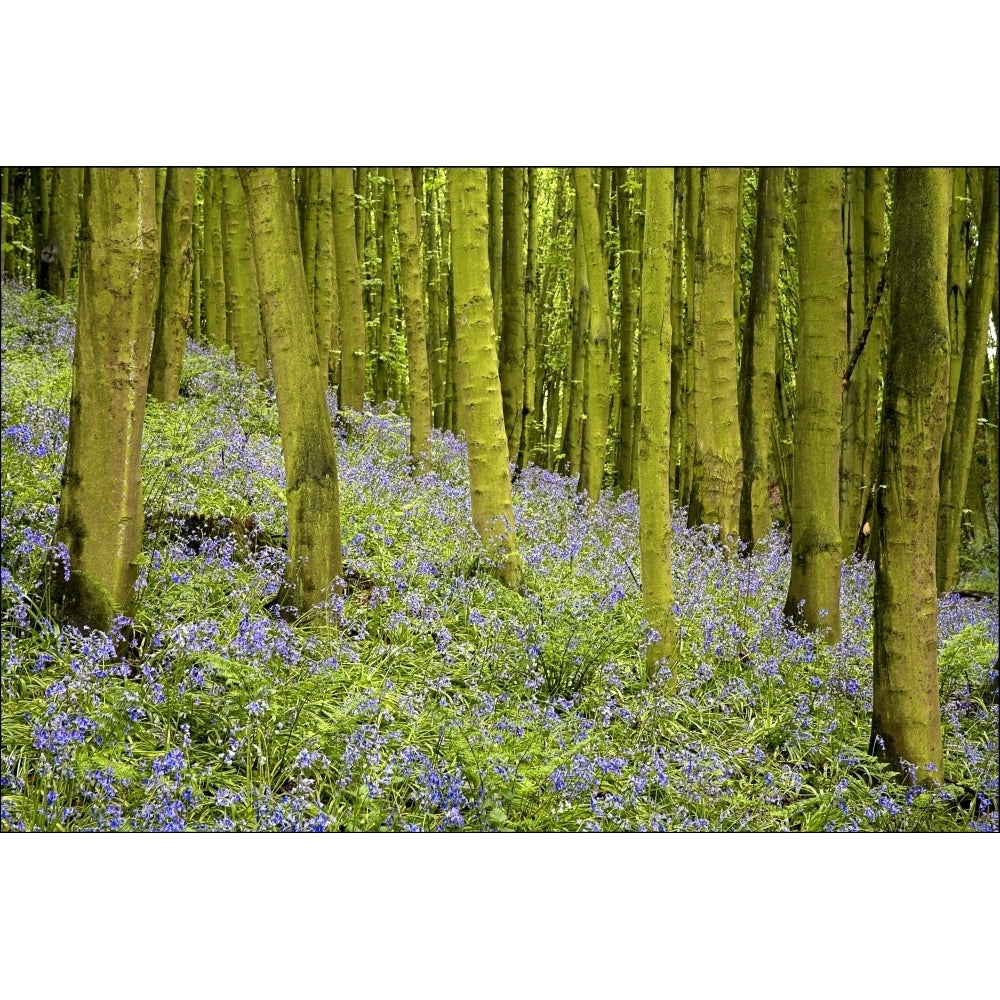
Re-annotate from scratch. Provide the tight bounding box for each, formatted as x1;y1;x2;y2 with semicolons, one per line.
870;167;951;786
332;167;366;413
448;168;523;590
40;167;81;300
52;168;160;631
615;167;638;492
239;167;343;612
738;167;784;550
149;167;196;403
638;168;678;682
499;166;526;458
783;168;846;640
573;167;613;501
221;168;268;380
393;166;434;472
687;168;742;547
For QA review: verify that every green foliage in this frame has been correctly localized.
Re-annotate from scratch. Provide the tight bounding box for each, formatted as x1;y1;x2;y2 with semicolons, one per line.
2;281;997;833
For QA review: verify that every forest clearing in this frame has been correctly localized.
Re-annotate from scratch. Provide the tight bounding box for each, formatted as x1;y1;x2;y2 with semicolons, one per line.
1;167;997;833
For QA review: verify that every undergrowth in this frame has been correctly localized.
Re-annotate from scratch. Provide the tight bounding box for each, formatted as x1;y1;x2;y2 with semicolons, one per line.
2;282;997;832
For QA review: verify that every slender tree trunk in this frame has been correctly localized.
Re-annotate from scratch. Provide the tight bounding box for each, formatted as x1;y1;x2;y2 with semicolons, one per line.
782;168;846;639
488;167;504;340
499;166;526;458
239;168;343;612
149;167;196;403
739;167;784;550
393;167;434;472
202;170;228;350
375;175;395;407
517;167;539;470
936;167;999;592
312;168;338;387
638;168;677;681
687;168;742;546
40;167;81;300
52;168;160;631
332;167;366;413
837;168;868;549
448;168;523;589
423;171;445;427
560;205;588;479
944;168;970;453
668;173;685;501
221;168;267;381
616;167;638;492
573;167;613;501
679;167;700;509
870;167;951;786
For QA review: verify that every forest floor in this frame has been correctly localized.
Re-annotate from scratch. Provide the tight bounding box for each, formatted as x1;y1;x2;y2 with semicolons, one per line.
2;283;998;832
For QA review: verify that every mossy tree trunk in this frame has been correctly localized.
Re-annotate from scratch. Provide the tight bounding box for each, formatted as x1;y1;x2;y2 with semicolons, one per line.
870;167;951;785
312;168;338;387
393;166;433;472
738;167;784;550
687;168;742;547
148;167;196;404
782;168;846;640
499;167;526;460
615;167;638;493
202;170;228;351
52;168;160;631
573;167;613;501
448;168;523;590
374;174;395;407
560;202;588;480
488;167;504;340
40;167;81;300
239;168;343;612
638;168;678;682
332;167;366;413
936;167;999;592
517;167;539;471
837;168;871;552
679;167;700;510
221;168;268;381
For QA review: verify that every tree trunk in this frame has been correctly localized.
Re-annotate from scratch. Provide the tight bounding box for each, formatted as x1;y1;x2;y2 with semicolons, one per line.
738;167;784;550
149;167;196;403
393;166;433;472
870;167;951;786
936;167;999;592
375;174;395;407
499;166;526;458
573;167;613;501
52;168;160;631
782;168;846;640
488;167;504;340
560;203;588;480
679;167;700;510
332;167;366;413
687;168;742;547
638;168;678;682
40;167;81;300
312;168;338;387
517;167;539;471
221;168;267;381
239;168;343;612
615;167;638;492
448;168;523;589
202;170;228;351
